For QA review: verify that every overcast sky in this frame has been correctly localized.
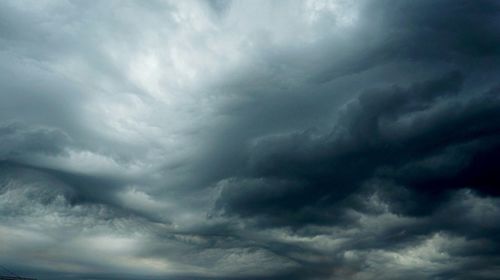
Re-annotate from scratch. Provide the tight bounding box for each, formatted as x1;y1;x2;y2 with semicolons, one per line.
1;0;500;279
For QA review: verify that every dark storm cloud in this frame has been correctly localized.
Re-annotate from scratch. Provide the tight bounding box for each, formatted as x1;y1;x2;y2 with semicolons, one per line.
207;1;500;278
312;0;500;83
216;71;500;221
1;0;500;280
0;122;71;159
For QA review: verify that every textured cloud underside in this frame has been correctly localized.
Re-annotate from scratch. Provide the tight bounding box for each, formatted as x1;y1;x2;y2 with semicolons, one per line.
1;1;500;279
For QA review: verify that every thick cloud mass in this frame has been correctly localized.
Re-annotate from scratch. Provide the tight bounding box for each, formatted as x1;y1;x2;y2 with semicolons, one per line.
1;1;499;279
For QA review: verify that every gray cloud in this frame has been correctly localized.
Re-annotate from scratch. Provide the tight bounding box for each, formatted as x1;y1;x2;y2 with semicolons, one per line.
0;0;499;279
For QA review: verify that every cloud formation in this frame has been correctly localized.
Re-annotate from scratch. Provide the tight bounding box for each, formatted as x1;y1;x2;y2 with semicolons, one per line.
0;0;499;279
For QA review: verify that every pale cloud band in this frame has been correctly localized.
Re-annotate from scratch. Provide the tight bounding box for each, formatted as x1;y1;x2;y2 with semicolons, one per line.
0;1;499;279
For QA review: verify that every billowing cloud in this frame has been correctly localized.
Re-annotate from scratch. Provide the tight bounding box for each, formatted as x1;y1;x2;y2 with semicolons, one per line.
0;0;499;279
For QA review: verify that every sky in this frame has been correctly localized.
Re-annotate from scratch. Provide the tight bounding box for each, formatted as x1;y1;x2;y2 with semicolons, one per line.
0;0;500;279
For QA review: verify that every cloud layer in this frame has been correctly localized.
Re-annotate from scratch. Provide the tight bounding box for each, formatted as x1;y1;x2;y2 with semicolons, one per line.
1;1;499;279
